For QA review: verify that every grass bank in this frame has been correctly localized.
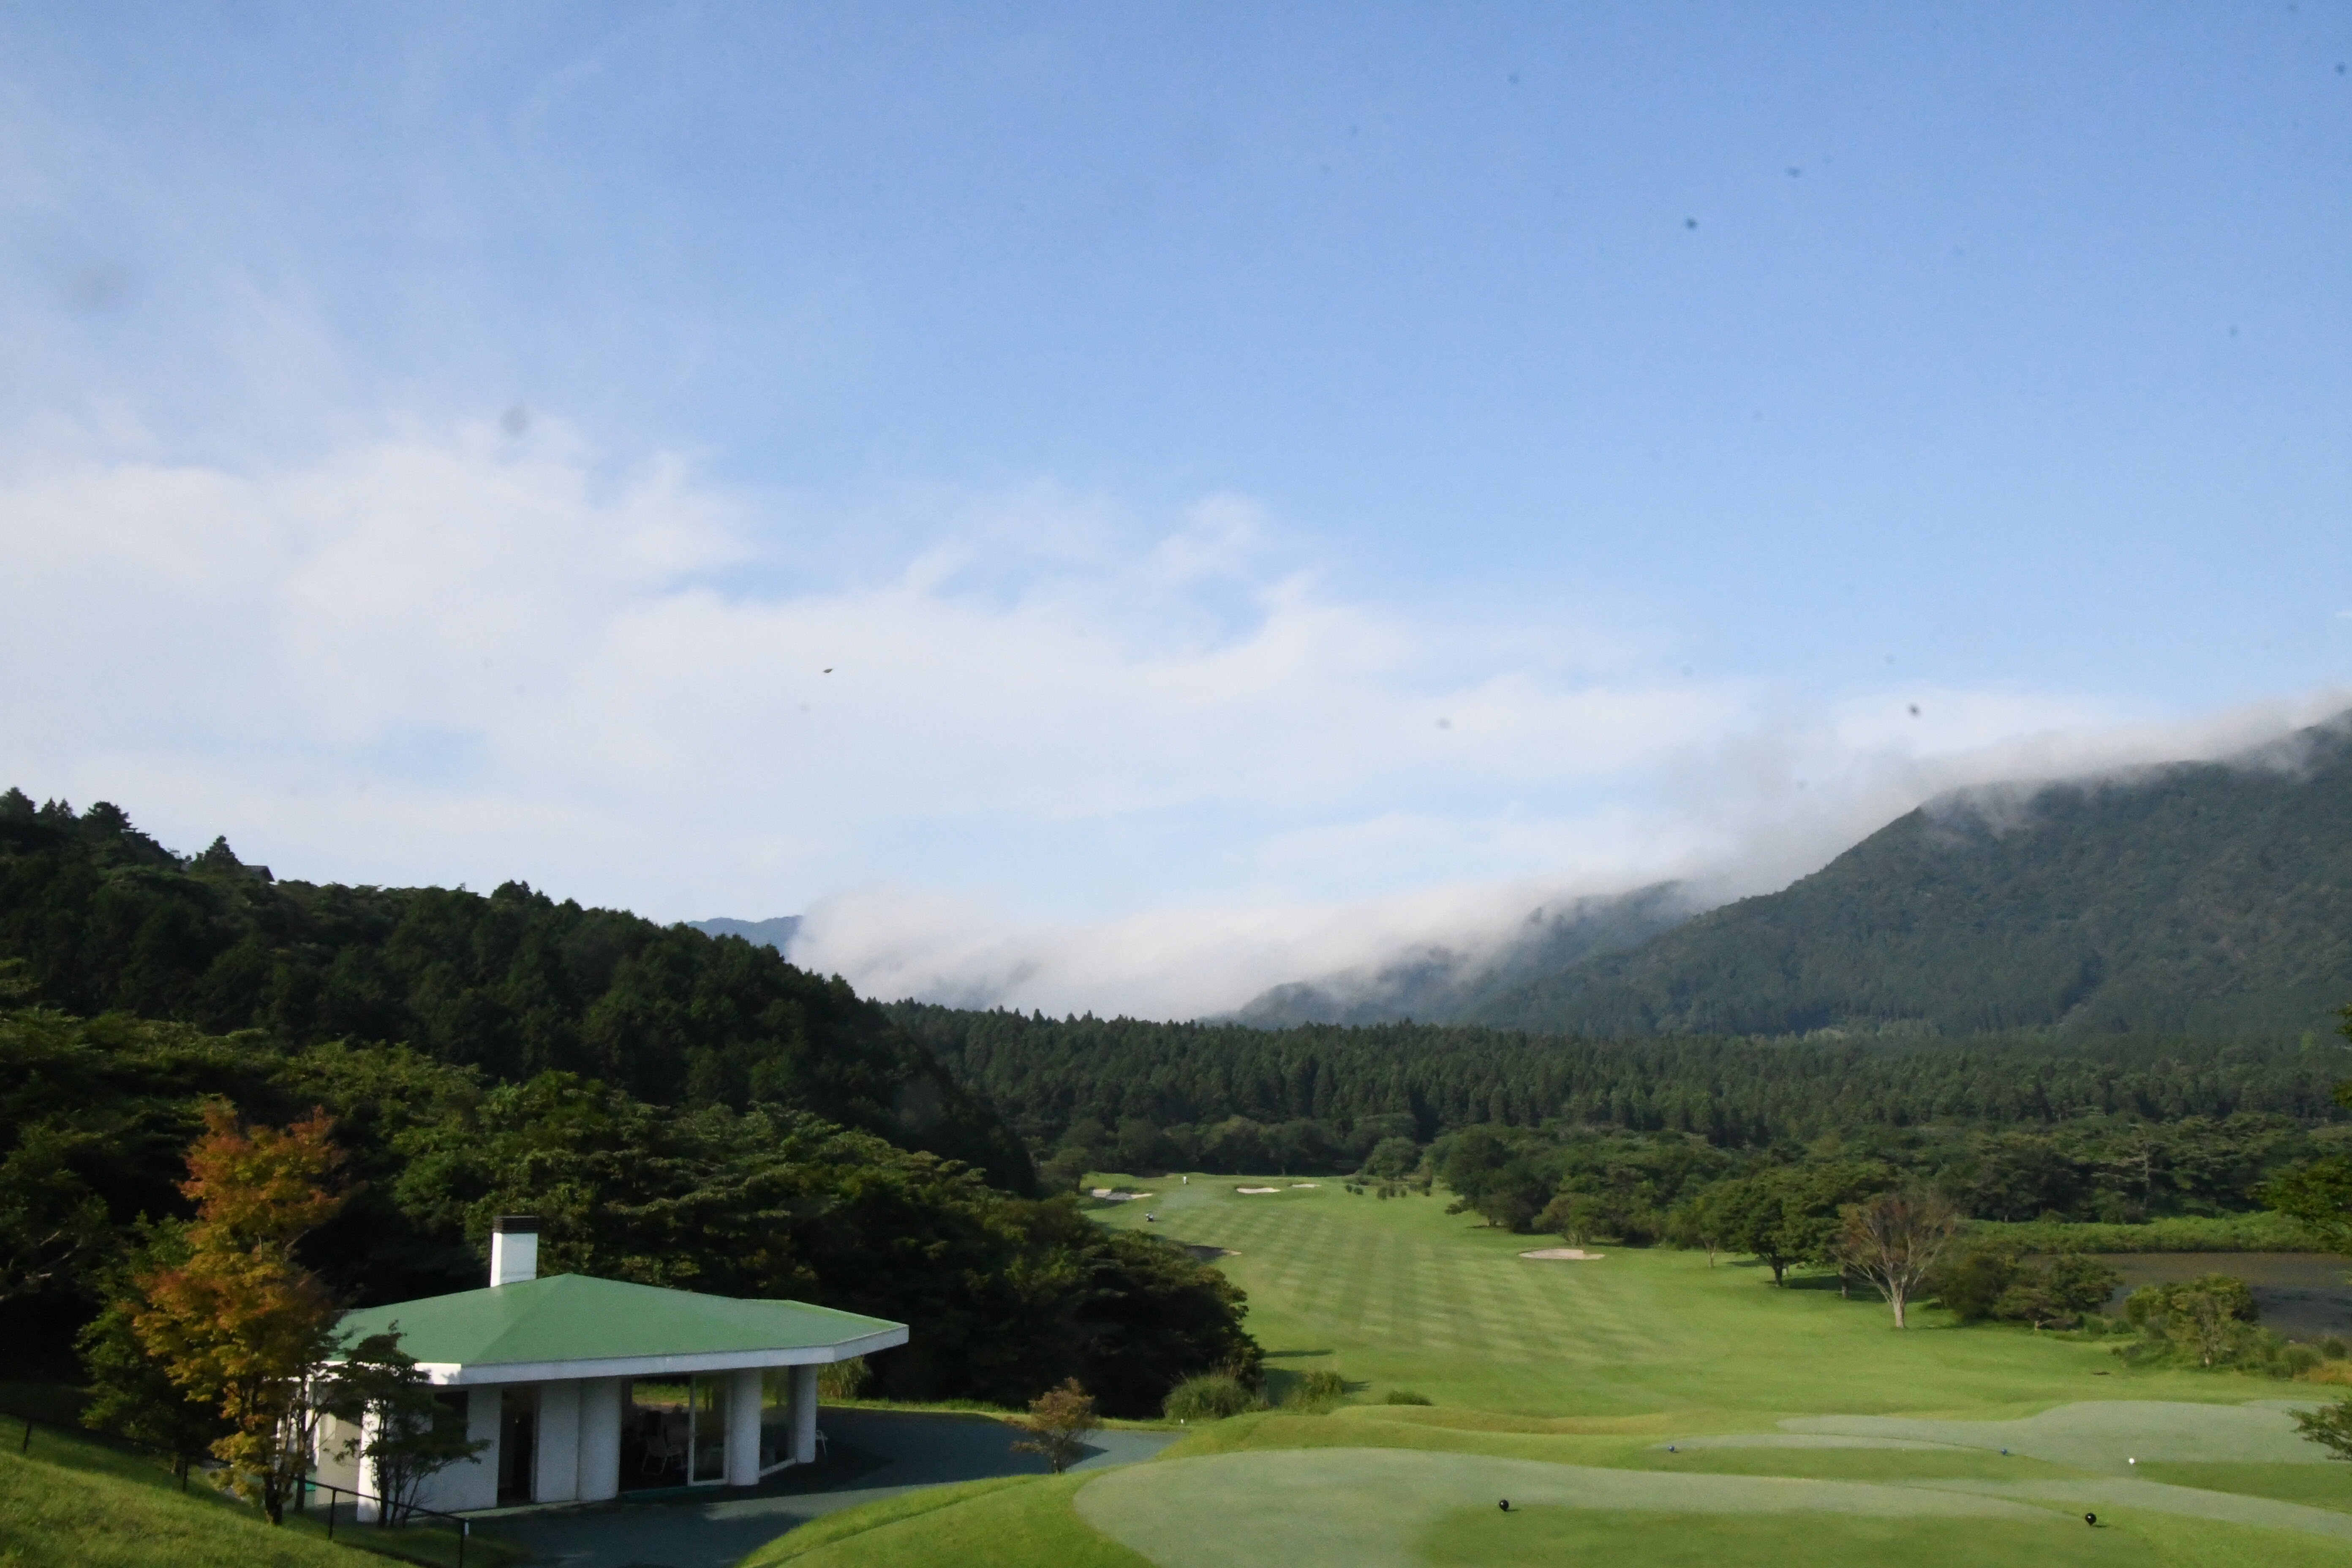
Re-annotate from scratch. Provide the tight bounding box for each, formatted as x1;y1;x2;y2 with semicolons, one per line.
0;1416;518;1568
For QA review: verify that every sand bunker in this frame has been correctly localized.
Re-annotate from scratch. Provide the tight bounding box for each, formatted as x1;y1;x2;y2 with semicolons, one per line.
1236;1186;1282;1194
1290;1182;1320;1188
1089;1189;1152;1201
1519;1247;1604;1260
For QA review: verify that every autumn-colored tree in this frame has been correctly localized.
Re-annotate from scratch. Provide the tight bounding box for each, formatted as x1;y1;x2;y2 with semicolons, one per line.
1010;1379;1100;1474
78;1220;231;1487
130;1104;349;1524
1834;1188;1961;1328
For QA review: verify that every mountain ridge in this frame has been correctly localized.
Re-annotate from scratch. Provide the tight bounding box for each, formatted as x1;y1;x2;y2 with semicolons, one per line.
1457;711;2352;1038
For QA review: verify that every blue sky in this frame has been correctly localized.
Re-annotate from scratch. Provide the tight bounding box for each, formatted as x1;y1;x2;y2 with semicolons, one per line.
4;5;2350;1013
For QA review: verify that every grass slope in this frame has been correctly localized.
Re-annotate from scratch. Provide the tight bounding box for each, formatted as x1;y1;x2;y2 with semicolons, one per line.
739;1473;1149;1568
0;1421;506;1568
3;1444;343;1568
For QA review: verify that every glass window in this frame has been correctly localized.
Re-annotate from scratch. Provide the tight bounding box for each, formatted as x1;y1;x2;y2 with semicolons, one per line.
621;1379;691;1490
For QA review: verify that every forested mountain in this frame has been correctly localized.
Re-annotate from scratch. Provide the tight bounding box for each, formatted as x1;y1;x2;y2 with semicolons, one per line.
691;915;803;951
1233;883;1694;1026
0;792;1029;1190
1247;712;2352;1039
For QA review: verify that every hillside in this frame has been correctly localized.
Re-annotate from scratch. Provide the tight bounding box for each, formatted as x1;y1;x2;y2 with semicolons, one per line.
1463;713;2352;1038
0;792;1029;1191
692;914;803;951
1233;884;1694;1026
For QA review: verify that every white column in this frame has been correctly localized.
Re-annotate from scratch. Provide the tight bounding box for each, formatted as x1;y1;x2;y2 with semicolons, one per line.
724;1368;763;1486
790;1365;819;1465
534;1381;581;1503
354;1405;384;1523
312;1410;363;1495
449;1387;503;1513
576;1378;624;1503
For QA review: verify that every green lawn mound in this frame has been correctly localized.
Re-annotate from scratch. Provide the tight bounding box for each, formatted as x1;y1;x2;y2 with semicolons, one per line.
1072;1448;2044;1568
1068;1446;2352;1568
1417;1505;2339;1568
1717;1399;2328;1468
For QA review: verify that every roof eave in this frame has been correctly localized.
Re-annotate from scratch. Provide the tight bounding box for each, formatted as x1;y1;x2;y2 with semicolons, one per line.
408;1323;910;1386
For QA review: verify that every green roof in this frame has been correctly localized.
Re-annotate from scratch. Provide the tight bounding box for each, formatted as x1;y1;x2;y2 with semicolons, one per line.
334;1274;904;1371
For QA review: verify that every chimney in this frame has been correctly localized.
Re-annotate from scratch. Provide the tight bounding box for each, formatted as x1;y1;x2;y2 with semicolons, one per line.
490;1215;539;1287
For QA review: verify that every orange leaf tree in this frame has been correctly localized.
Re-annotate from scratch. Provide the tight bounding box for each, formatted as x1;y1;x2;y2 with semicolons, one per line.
1010;1378;1100;1474
131;1104;349;1524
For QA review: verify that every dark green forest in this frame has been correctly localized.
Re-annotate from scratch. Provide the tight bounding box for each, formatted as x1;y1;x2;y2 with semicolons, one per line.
0;1000;1253;1413
897;1003;2347;1183
0;794;1265;1416
0;789;1029;1191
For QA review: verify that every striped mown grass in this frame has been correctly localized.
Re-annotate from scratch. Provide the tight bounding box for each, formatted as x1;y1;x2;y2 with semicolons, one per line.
1087;1173;2298;1418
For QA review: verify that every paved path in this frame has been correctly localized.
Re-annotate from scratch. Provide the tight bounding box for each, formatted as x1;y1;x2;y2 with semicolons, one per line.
480;1408;1177;1568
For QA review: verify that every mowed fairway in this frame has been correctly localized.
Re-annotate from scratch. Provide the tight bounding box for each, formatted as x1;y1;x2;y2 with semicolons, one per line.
755;1177;2352;1568
1085;1174;2249;1417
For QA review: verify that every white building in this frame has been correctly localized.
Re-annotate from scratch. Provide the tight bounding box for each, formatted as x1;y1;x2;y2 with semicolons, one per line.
316;1216;907;1514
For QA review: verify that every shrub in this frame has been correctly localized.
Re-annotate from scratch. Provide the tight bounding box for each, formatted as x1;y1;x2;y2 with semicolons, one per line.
2115;1275;2277;1370
1284;1369;1348;1411
818;1356;872;1399
2324;1336;2350;1361
1936;1247;2118;1328
1163;1373;1254;1422
2284;1343;2325;1376
1383;1390;1433;1405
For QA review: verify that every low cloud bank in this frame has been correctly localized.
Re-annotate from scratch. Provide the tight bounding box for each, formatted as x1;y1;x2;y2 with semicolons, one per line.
5;417;2342;1022
792;692;2351;1019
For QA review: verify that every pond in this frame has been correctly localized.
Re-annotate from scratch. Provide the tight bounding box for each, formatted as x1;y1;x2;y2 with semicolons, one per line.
2093;1252;2352;1341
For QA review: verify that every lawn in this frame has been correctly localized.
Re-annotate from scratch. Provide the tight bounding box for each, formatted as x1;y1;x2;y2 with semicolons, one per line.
1083;1173;2254;1418
744;1173;2352;1568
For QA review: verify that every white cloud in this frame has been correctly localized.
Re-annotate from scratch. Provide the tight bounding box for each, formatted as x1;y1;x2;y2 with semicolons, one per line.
5;418;2345;1020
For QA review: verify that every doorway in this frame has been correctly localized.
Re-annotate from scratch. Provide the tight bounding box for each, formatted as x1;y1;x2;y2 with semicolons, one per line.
498;1386;538;1505
621;1375;730;1489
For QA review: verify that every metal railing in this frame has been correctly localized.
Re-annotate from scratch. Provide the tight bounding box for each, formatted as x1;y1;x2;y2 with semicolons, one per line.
296;1473;474;1567
9;1407;474;1567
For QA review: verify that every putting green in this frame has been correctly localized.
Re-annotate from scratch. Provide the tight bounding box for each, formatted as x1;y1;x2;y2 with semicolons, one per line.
1071;1448;2048;1568
1775;1399;2330;1467
1415;1504;2344;1568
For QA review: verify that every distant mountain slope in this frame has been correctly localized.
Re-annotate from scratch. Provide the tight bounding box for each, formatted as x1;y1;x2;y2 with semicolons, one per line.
1233;883;1697;1026
691;915;802;952
1466;713;2352;1038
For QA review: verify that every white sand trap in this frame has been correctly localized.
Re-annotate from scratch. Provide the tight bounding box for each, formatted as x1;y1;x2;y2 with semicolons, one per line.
1519;1247;1604;1260
1290;1182;1320;1188
1665;1434;1960;1452
1236;1186;1282;1194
